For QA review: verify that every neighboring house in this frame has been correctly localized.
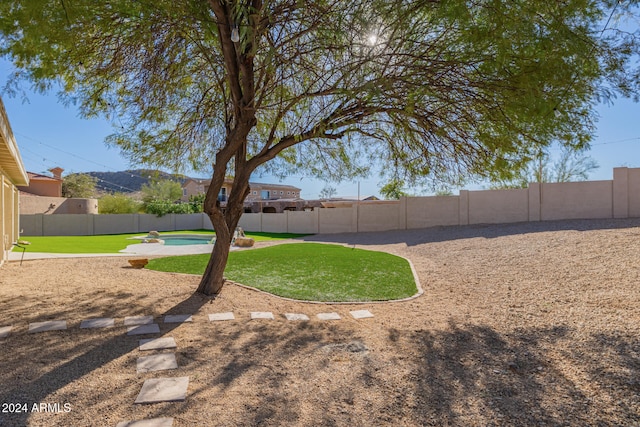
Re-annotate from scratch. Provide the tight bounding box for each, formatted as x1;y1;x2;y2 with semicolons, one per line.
320;195;380;208
181;178;234;203
181;178;305;213
0;97;29;266
245;182;302;201
18;167;98;215
181;178;302;203
17;167;63;197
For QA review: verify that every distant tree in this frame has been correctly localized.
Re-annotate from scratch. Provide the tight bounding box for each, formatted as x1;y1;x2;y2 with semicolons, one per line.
140;180;183;205
98;193;142;214
62;173;97;198
2;1;639;295
434;189;454;197
319;186;337;200
379;179;408;200
553;150;599;183
491;148;599;188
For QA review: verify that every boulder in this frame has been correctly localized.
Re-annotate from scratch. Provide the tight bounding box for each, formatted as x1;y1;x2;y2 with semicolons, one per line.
233;237;255;247
143;238;164;244
148;230;161;238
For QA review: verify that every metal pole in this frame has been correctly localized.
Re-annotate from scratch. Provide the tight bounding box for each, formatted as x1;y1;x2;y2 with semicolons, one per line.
357;181;360;233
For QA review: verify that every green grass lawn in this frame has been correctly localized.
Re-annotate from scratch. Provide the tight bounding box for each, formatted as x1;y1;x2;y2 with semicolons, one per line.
13;230;308;253
147;243;418;302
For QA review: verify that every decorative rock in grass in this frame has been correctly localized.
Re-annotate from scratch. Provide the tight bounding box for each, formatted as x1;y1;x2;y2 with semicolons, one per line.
144;238;164;244
148;230;161;237
129;258;149;269
234;237;255;247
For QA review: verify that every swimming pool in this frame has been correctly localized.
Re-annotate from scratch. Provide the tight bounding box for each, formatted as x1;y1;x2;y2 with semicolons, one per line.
160;235;215;246
129;234;216;246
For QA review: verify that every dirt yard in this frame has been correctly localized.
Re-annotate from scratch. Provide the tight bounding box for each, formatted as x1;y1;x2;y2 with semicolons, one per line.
0;218;638;426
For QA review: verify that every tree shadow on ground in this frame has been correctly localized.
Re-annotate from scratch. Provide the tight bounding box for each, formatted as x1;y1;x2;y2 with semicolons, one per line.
2;305;638;426
390;323;639;426
0;293;208;427
178;320;640;426
302;217;640;247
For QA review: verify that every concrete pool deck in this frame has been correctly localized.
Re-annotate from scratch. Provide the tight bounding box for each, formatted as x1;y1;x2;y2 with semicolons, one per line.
8;242;236;261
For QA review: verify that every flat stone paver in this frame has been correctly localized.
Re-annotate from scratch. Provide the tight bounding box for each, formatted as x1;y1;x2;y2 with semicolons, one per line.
134;377;189;404
284;313;310;321
0;326;12;338
80;318;115;329
317;312;341;321
28;320;67;333
124;315;154;326
350;310;374;319
137;353;178;373
116;417;174;427
164;314;193;323
139;337;177;351
208;312;235;321
127;324;160;336
251;312;275;320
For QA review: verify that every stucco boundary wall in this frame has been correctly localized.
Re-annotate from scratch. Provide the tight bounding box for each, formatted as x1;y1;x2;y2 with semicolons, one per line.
18;167;640;236
20;213;214;236
20;195;99;215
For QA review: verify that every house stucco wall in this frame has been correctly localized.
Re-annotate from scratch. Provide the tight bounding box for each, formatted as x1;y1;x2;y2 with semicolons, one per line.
18;179;61;197
0;97;28;266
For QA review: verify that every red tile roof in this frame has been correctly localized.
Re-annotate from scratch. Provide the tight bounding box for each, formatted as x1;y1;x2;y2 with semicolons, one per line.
26;172;61;182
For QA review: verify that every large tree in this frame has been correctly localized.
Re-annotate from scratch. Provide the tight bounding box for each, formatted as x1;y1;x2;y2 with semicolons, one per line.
62;173;97;198
1;0;639;295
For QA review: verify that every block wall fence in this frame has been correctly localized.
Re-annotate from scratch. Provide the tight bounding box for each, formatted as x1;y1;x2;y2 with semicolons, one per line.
19;167;640;236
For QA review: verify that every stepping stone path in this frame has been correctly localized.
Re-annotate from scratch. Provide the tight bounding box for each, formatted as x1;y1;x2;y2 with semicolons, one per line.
284;313;310;321
28;320;67;333
134;377;189;404
80;318;115;329
139;337;177;351
251;311;275;320
116;418;174;427
8;309;373;425
137;353;178;374
0;326;12;338
124;315;154;326
127;324;161;335
350;310;374;319
208;312;235;321
128;319;186;424
317;312;341;321
164;314;192;323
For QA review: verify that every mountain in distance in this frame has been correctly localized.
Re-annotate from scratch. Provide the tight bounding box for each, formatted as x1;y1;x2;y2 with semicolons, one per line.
84;169;193;194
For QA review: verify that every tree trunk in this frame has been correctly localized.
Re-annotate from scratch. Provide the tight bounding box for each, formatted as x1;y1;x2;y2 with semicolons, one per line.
196;173;250;296
196;226;232;295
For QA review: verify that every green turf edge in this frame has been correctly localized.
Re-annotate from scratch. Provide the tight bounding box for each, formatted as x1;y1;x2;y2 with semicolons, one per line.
13;231;310;253
146;243;419;302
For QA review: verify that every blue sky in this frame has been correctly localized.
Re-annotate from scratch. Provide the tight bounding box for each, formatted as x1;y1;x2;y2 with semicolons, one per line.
2;59;640;199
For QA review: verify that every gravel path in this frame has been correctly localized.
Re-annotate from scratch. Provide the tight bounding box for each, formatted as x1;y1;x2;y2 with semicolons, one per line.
0;218;639;426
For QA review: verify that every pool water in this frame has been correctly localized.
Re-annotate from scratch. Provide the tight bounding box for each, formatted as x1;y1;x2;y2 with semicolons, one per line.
159;236;215;246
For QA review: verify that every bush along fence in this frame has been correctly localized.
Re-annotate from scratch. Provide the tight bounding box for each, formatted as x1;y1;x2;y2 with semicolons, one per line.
18;167;640;236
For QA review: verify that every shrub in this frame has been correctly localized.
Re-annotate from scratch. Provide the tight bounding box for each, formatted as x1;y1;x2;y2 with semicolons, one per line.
98;193;142;214
188;193;205;213
144;200;198;216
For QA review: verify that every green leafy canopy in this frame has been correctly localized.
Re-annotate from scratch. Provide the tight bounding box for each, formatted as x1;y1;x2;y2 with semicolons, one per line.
1;0;638;185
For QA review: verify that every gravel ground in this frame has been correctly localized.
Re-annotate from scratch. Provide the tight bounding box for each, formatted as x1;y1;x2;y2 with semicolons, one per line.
0;218;639;426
